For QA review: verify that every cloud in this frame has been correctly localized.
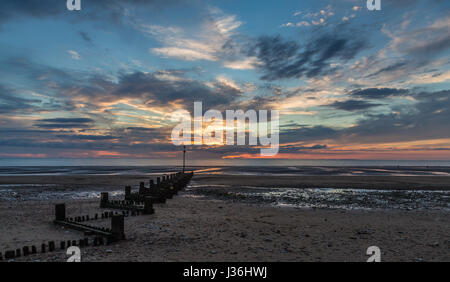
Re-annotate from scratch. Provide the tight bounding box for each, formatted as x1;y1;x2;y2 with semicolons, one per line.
275;89;450;145
248;32;367;80
327;100;383;111
144;10;244;66
67;50;81;60
349;88;409;99
223;57;261;70
34;117;94;129
279;125;339;143
38;118;94;123
55;70;242;112
312;18;325;26
296;21;311;27
341;90;450;143
78;31;93;44
383;15;450;57
281;22;294;27
0;84;41;114
152;47;217;61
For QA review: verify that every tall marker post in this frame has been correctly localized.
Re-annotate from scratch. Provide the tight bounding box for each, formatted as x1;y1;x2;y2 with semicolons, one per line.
182;145;186;174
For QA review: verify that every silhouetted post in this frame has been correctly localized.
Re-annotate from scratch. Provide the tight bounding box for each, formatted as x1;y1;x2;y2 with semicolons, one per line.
144;197;154;215
100;192;109;208
49;241;55;252
55;203;66;221
125;186;131;198
111;215;125;241
183;145;186;173
139;182;145;194
5;250;15;259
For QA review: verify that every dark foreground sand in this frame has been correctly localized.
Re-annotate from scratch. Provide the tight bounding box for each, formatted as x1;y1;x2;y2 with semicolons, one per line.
0;175;449;262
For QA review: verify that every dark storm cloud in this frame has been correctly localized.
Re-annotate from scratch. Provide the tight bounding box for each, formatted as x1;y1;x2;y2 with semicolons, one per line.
349;88;409;99
327;100;383;111
249;33;367;80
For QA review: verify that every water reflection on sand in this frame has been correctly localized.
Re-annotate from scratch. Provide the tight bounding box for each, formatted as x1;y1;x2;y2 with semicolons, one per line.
186;184;450;211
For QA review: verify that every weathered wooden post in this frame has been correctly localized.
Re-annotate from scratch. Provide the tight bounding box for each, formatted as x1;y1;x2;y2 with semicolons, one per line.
139;182;145;194
49;241;55;252
144;197;154;215
150;179;154;189
5;250;15;259
23;246;30;256
111;214;125;241
55;203;66;221
100;192;109;208
125;186;131;198
157;177;161;185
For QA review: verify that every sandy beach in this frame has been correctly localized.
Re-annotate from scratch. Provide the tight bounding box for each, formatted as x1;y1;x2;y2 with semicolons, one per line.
0;174;449;262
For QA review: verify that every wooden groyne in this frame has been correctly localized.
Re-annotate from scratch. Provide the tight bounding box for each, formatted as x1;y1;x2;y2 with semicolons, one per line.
0;171;193;261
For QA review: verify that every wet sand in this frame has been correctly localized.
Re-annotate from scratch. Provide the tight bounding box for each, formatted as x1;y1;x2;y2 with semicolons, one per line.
0;174;449;262
193;175;450;190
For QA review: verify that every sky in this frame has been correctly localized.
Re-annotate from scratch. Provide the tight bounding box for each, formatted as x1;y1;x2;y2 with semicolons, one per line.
0;0;449;163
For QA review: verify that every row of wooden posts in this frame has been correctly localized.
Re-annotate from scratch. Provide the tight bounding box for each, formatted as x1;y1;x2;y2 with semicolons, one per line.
0;236;112;260
0;172;193;261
